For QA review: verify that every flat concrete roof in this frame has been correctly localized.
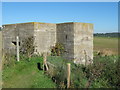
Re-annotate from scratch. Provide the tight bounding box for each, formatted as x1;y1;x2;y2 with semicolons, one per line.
2;22;93;26
57;22;93;25
2;22;55;26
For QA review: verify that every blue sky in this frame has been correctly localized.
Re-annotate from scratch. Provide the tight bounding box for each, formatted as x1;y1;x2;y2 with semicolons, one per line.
2;2;118;33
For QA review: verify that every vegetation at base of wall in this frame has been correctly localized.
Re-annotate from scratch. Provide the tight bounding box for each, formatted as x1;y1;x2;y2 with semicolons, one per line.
2;53;36;69
51;43;64;56
20;36;35;58
47;55;120;88
2;54;120;88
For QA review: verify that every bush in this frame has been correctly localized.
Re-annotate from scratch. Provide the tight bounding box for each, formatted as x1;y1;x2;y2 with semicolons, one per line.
51;43;64;56
3;53;16;69
46;55;120;88
94;56;120;88
20;36;35;58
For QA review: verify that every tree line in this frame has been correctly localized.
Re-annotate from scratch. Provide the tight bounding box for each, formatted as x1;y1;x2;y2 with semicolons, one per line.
94;32;120;37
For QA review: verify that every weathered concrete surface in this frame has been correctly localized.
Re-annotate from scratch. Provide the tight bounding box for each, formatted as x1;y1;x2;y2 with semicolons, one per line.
57;22;74;60
0;31;2;89
57;22;93;64
2;22;56;55
2;23;34;54
2;22;93;65
34;22;56;55
74;23;93;64
0;31;2;66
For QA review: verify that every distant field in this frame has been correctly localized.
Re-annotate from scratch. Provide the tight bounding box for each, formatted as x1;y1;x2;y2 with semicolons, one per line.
94;37;118;55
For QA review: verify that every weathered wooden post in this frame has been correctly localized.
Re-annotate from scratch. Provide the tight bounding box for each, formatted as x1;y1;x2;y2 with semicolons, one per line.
84;50;87;66
67;63;71;88
43;53;48;71
16;36;20;62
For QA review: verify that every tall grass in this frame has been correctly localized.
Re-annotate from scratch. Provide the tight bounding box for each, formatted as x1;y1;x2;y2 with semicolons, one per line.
47;55;120;88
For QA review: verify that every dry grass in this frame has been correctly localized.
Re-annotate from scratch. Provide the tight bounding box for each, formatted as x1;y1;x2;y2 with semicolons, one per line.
94;37;118;55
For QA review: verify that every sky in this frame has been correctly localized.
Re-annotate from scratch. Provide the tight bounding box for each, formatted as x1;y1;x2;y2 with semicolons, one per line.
2;2;118;33
1;0;120;2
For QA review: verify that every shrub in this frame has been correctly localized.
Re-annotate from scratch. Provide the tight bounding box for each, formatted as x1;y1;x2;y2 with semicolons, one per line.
86;55;120;88
2;53;16;69
51;43;64;56
46;55;120;88
20;36;35;58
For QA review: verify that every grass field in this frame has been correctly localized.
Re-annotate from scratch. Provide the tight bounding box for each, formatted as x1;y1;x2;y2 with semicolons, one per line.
93;37;118;55
2;57;56;88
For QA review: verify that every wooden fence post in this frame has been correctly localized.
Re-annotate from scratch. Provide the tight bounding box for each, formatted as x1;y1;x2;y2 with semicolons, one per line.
43;53;48;71
16;36;20;62
67;63;71;88
84;50;87;66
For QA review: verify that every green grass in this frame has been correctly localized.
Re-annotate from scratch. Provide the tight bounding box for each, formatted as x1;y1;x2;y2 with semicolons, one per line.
94;37;118;55
47;56;67;65
2;36;119;88
0;32;2;88
2;56;56;88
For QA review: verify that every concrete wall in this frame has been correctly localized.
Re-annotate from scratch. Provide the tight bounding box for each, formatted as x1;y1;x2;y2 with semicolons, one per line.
2;23;34;54
57;23;74;60
2;22;93;65
0;31;2;62
34;22;56;55
56;22;93;64
74;23;93;64
0;31;2;89
2;22;56;55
